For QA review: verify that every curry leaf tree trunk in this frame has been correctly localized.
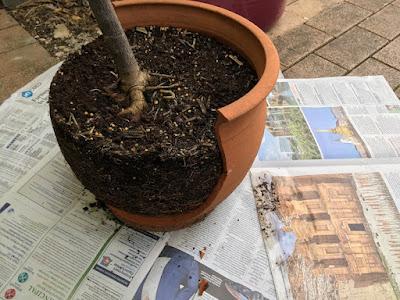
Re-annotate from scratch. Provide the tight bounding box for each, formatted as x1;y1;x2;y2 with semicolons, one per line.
88;0;148;117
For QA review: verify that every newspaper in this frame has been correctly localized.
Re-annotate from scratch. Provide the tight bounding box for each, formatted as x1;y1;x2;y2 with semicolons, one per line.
251;76;400;299
0;66;276;299
255;76;400;167
2;64;399;300
0;63;61;195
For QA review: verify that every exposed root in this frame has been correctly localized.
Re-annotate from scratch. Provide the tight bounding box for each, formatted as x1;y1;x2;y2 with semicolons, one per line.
149;72;174;78
116;71;180;119
160;89;175;100
118;70;150;119
145;83;180;91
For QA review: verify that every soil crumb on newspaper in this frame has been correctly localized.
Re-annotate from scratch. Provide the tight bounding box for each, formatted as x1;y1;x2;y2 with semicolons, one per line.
253;178;280;238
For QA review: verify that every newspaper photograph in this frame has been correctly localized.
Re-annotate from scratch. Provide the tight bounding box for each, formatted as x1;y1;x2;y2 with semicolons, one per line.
251;164;400;299
255;76;400;166
133;245;268;300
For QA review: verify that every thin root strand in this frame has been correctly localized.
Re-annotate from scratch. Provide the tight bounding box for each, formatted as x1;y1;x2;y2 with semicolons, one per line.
146;83;180;91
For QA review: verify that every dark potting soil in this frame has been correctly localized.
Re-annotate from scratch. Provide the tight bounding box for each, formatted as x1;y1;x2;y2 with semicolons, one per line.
49;26;258;215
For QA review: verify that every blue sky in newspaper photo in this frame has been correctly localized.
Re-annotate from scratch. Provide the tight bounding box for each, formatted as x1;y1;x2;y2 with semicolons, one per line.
302;107;370;159
258;130;292;161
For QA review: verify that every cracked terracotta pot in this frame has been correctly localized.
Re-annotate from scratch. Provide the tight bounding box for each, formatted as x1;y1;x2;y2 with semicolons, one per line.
104;0;280;231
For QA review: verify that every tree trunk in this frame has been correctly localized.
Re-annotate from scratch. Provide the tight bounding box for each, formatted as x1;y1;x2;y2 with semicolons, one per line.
88;0;148;117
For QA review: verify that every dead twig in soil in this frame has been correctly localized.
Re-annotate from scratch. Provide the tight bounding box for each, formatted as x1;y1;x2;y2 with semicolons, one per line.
153;107;160;121
178;38;196;49
163;110;172;117
196;97;207;114
149;72;174;78
68;112;80;129
145;83;180;91
16;0;53;9
181;105;192;113
23;7;35;19
135;26;148;34
160;89;175;100
185;116;200;123
228;54;243;66
201;142;214;147
80;126;95;137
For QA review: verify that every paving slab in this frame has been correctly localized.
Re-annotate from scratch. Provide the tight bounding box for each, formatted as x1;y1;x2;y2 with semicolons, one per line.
345;0;392;12
286;0;343;20
283;54;346;78
0;9;17;29
0;43;56;102
316;26;387;70
268;0;342;37
0;25;36;54
348;58;400;89
268;9;305;38
273;24;331;67
0;75;24;103
306;2;371;36
359;4;400;40
374;37;400;70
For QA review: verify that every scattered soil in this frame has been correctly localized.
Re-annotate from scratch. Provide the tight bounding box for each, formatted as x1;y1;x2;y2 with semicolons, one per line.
198;279;209;296
199;246;207;259
254;179;279;212
253;177;280;237
50;26;258;215
8;0;99;59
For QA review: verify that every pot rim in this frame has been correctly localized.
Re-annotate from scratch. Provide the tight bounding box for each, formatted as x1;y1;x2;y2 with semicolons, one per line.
113;0;280;122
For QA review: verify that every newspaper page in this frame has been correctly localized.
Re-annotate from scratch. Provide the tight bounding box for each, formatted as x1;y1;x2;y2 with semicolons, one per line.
250;164;400;299
134;175;277;300
0;63;62;194
5;52;399;300
0;148;169;300
0;147;277;300
254;76;400;167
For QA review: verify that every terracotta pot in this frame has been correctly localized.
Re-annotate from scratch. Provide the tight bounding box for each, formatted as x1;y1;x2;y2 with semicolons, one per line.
195;0;286;31
100;0;280;231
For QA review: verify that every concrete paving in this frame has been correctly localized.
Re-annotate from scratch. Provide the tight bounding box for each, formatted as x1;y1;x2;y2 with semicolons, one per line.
0;9;56;103
272;0;400;95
